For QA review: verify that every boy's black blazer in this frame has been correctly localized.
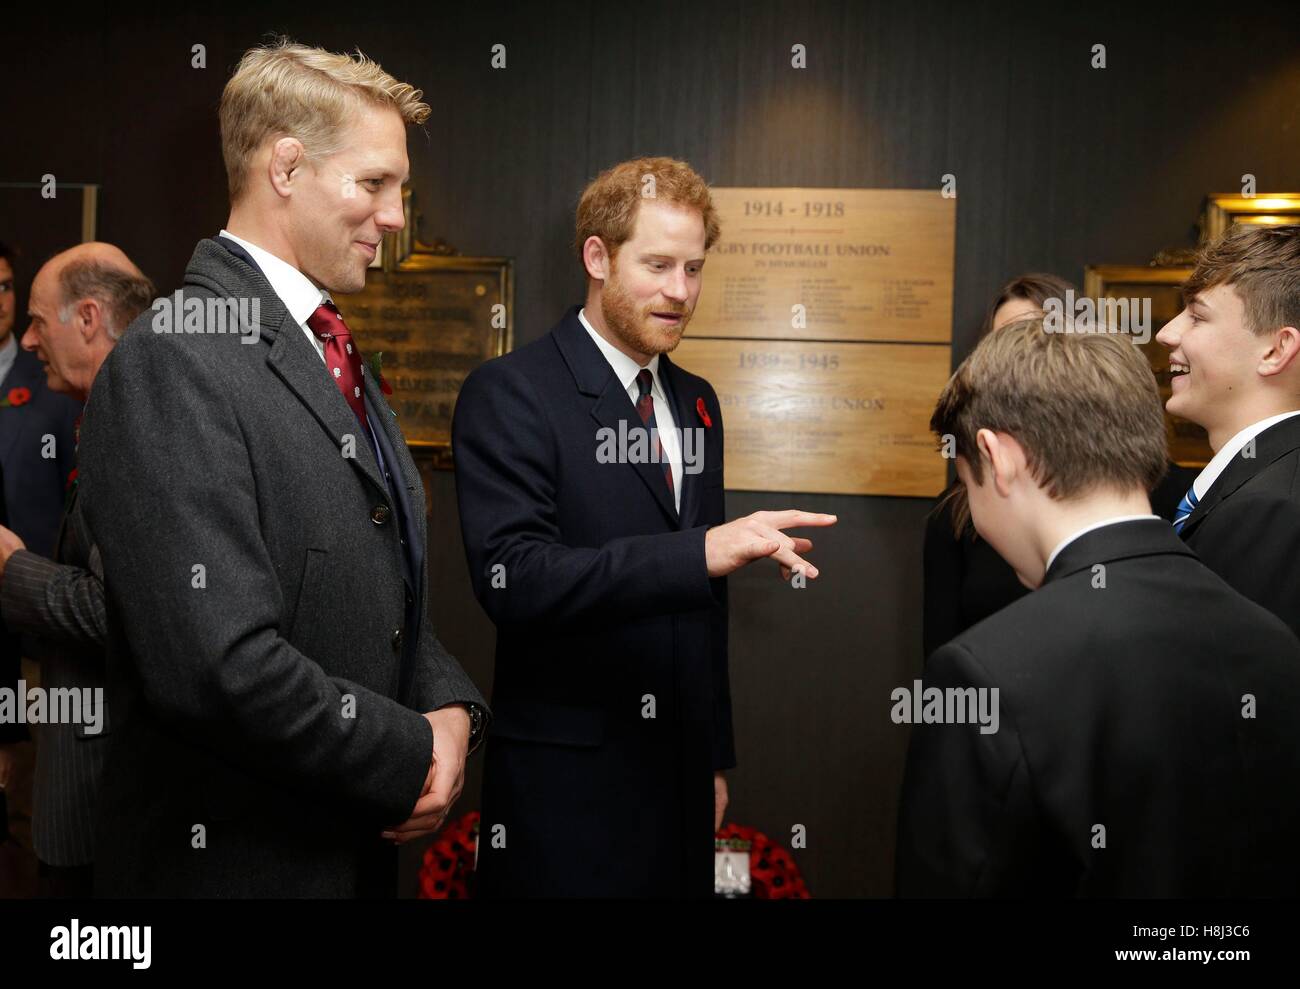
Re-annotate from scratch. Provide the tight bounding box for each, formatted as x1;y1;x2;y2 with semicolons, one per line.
898;519;1300;897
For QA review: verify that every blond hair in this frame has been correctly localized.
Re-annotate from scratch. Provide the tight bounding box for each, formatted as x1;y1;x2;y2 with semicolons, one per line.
931;318;1168;504
220;39;430;203
574;157;721;266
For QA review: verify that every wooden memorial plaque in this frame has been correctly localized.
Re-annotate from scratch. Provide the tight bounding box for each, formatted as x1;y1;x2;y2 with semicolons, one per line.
694;188;954;343
343;253;512;468
674;188;955;496
673;339;951;497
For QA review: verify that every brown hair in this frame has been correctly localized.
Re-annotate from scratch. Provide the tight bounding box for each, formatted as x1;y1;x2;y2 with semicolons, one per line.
942;273;1080;533
979;272;1077;338
220;38;430;204
1183;224;1300;336
932;318;1167;525
574;157;721;268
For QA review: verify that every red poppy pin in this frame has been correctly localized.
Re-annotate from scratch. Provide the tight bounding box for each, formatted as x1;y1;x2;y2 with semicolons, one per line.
1;387;32;408
696;397;712;428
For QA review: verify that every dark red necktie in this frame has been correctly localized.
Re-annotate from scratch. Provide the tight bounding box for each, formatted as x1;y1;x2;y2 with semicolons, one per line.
635;368;674;500
307;300;366;423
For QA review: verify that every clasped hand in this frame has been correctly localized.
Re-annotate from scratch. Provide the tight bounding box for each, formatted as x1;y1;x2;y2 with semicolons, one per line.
381;706;471;844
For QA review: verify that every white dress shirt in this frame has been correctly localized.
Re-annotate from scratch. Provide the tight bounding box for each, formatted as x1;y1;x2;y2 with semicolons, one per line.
1190;410;1300;501
1045;515;1162;574
219;230;389;467
219;229;330;363
578;307;682;511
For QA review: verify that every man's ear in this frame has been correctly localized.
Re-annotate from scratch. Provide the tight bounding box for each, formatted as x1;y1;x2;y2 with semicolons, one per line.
1258;325;1300;378
582;236;610;283
268;138;306;199
75;298;102;342
976;428;1021;498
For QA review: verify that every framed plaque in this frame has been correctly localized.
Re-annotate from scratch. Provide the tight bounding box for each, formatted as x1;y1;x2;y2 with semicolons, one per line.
1083;264;1209;468
674;187;956;497
674;338;952;496
695;188;954;343
342;205;513;469
1201;193;1300;243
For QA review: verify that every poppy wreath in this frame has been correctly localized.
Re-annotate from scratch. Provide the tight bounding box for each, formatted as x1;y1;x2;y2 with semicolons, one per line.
417;813;811;899
716;822;811;899
417;811;479;899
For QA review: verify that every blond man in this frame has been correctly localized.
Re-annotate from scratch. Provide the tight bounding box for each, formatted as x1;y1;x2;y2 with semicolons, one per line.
1156;224;1300;636
79;40;487;897
452;157;835;897
897;318;1300;896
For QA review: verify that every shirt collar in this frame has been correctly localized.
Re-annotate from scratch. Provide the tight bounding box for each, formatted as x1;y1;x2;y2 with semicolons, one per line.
1192;410;1300;500
218;229;331;327
578;306;662;394
0;333;17;385
1044;515;1162;574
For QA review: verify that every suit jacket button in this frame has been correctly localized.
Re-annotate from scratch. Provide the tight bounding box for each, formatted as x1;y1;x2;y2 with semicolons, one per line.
391;628;404;652
372;505;390;525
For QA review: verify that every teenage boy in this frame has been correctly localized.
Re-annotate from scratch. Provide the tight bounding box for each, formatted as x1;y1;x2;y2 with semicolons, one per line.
896;317;1300;896
1156;224;1300;636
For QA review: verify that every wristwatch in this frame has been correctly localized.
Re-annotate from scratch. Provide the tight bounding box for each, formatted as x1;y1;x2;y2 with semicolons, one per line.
465;702;486;754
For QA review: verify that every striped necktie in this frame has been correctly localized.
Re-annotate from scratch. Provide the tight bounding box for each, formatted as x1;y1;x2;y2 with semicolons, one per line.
1173;485;1199;534
635;369;674;500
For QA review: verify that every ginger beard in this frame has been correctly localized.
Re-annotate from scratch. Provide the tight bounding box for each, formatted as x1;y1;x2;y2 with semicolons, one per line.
598;252;693;357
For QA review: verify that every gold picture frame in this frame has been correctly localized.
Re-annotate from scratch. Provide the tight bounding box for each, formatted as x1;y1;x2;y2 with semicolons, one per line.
1083;264;1210;468
1201;193;1300;243
346;188;513;472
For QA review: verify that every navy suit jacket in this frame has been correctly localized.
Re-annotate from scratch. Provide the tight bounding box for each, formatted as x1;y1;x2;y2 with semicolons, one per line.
0;346;80;559
453;305;734;897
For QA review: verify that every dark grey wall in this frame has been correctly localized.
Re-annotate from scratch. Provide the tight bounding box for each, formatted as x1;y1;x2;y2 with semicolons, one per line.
4;1;1299;897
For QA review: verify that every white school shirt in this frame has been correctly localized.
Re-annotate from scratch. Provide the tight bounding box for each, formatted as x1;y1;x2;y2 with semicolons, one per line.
1044;515;1162;574
1189;410;1300;501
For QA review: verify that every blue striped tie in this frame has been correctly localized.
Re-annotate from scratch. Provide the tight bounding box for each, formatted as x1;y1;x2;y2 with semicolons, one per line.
1173;485;1199;534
